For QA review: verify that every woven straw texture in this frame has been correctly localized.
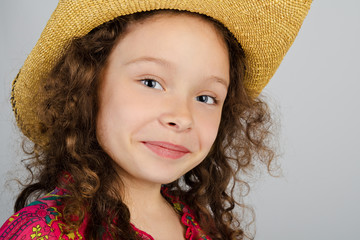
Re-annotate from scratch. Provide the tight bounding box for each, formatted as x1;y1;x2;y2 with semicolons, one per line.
11;0;312;146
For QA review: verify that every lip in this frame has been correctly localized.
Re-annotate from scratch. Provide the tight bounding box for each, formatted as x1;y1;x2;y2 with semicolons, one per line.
142;141;191;159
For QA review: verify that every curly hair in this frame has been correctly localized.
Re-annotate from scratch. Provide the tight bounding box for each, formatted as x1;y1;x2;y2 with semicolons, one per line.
15;10;275;240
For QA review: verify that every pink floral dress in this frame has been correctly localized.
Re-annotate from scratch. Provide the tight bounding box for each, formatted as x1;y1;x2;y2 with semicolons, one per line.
0;187;211;240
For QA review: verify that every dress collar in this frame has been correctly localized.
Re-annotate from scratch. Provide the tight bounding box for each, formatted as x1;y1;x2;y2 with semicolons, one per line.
130;186;212;240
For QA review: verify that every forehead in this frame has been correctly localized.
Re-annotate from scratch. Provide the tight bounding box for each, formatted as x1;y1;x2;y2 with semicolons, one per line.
110;12;230;76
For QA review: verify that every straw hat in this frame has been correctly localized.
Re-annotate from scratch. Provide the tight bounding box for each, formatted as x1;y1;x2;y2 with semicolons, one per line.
12;0;312;145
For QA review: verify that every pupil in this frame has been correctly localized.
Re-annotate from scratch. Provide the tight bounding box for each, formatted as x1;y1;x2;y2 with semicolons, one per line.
146;80;154;87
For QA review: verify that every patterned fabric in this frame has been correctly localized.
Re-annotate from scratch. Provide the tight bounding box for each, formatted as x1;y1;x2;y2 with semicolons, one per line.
0;187;212;240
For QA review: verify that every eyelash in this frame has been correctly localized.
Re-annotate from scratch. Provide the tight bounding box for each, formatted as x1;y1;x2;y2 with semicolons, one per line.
196;95;218;105
140;78;163;90
140;78;219;105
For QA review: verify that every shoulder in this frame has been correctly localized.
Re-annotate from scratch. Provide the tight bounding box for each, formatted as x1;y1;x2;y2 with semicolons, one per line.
0;188;86;240
0;200;63;239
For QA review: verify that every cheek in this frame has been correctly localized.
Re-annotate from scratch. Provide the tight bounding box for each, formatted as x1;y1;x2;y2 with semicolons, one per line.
96;86;154;143
197;110;222;151
96;105;117;153
96;87;129;148
95;116;109;155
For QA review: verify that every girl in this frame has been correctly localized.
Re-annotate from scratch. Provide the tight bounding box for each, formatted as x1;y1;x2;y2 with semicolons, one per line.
0;1;312;239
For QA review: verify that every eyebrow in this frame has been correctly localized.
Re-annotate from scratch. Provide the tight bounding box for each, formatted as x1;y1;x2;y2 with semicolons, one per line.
209;75;229;89
124;56;229;89
124;56;173;69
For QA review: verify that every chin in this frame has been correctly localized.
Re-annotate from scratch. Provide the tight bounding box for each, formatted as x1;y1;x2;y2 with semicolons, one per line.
146;171;186;185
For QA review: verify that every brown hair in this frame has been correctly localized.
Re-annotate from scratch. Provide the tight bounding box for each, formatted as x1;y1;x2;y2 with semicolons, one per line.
15;10;275;240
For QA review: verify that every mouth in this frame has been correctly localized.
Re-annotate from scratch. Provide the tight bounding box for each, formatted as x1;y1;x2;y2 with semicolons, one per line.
141;141;191;159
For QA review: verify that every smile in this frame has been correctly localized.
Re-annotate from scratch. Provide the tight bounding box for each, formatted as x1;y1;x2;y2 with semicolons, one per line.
142;141;190;159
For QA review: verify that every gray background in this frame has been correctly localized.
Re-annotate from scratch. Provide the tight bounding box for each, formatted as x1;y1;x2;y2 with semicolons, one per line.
1;1;359;239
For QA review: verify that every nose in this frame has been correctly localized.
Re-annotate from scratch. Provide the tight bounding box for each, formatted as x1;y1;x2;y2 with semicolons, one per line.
158;97;193;132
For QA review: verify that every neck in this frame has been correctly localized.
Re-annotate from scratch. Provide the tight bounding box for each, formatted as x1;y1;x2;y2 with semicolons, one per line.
123;179;164;211
115;170;185;239
119;171;171;223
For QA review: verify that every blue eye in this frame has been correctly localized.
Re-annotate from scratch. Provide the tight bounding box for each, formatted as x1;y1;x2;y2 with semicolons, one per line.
140;79;163;90
196;95;217;105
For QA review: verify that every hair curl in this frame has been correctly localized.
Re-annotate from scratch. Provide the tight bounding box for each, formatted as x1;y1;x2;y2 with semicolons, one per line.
15;10;275;240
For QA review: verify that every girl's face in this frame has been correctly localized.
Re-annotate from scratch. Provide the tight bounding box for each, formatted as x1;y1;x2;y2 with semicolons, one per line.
96;13;229;186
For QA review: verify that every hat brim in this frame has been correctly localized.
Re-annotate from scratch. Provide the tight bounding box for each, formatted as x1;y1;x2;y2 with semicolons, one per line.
12;0;312;145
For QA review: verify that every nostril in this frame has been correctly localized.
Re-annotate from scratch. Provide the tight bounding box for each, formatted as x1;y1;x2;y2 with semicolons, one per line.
168;122;176;126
